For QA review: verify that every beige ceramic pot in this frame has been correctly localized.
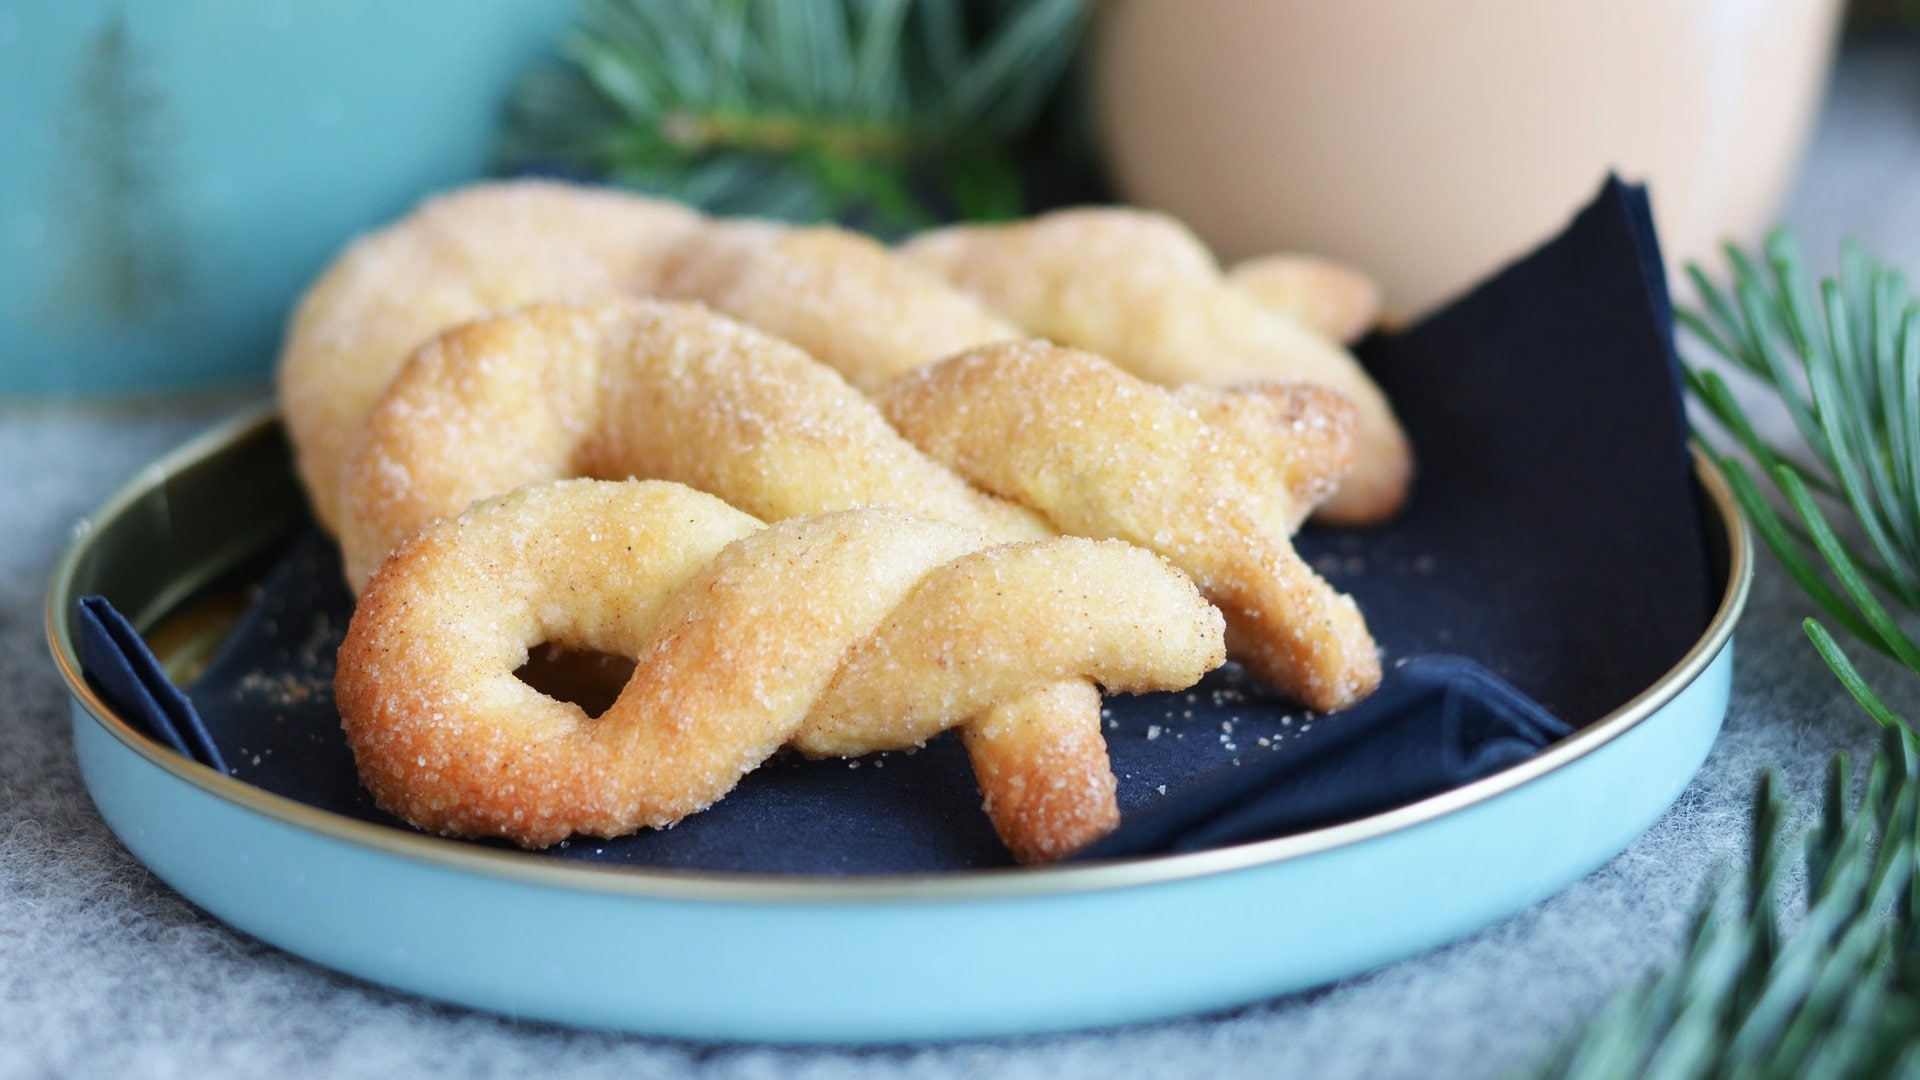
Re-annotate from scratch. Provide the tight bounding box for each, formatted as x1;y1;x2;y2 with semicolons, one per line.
1094;0;1844;317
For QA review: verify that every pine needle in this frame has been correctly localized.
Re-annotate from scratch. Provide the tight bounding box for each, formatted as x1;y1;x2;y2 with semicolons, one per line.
499;0;1090;234
1536;730;1920;1078
1533;235;1920;1076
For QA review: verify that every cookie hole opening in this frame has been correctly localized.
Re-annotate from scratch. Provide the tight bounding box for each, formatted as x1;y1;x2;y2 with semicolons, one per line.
515;643;636;719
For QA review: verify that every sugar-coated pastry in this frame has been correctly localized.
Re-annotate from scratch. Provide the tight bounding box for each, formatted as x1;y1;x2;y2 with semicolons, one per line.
345;299;1368;713
900;208;1412;525
336;299;1130;856
880;341;1381;713
281;182;1407;863
337;480;1225;861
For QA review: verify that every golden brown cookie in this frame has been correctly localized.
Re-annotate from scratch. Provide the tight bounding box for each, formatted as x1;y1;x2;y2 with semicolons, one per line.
900;207;1412;525
880;341;1381;713
336;299;1167;857
337;480;1225;860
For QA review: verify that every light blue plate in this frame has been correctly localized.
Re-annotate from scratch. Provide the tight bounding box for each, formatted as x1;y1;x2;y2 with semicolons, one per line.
46;405;1752;1043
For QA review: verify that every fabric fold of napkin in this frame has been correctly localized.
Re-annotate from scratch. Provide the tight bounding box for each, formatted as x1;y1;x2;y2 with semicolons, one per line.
75;173;1712;873
1082;657;1571;858
76;595;228;772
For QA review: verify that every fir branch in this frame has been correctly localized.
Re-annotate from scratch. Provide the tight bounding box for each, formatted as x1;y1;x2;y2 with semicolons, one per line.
1538;728;1920;1079
1534;237;1920;1075
499;0;1090;233
1684;233;1920;661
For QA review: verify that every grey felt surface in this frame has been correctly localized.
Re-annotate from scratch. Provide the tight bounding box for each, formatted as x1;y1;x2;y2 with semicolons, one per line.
5;38;1920;1080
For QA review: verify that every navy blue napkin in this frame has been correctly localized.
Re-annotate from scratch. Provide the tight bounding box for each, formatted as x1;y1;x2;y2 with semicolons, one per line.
74;174;1710;872
75;595;228;771
1083;657;1569;858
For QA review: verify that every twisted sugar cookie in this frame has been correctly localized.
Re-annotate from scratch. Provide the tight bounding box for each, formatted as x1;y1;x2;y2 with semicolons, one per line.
338;480;1225;860
348;300;1373;712
279;179;704;532
880;341;1381;713
338;299;1120;857
899;207;1413;525
339;298;1048;591
655;219;1021;392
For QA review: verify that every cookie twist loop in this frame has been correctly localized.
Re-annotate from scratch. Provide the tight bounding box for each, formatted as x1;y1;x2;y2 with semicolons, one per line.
337;480;1224;860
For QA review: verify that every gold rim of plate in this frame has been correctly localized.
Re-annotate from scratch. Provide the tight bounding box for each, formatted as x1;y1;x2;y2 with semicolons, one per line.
44;401;1755;904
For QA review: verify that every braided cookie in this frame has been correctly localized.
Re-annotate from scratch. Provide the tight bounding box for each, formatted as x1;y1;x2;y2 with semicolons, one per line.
337;299;1133;857
337;480;1225;860
655;219;1022;392
899;207;1413;526
880;341;1381;714
346;300;1372;711
279;179;704;533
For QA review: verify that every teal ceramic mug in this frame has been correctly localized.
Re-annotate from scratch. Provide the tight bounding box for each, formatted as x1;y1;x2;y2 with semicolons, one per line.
0;1;574;395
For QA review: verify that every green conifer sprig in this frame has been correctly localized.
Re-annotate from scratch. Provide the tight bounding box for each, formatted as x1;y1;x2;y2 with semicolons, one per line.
1684;234;1920;661
500;0;1090;233
1543;721;1920;1079
1535;238;1920;1075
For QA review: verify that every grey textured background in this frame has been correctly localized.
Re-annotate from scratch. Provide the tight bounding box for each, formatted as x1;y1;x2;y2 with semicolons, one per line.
5;38;1920;1080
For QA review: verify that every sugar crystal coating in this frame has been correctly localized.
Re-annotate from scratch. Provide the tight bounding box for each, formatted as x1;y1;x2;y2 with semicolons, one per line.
336;480;1225;861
